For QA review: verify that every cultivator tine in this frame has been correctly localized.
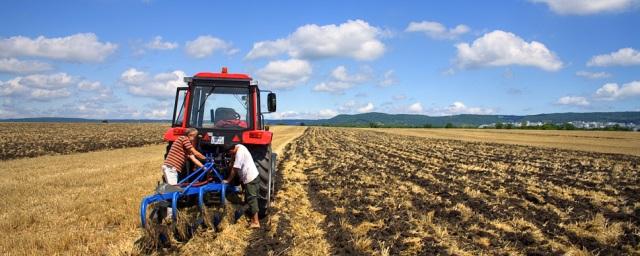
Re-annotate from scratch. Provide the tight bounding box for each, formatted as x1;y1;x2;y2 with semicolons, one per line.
140;199;148;228
171;192;180;222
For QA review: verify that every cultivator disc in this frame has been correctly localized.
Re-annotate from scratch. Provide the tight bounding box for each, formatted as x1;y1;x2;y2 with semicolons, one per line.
136;202;172;252
201;191;231;231
138;157;241;250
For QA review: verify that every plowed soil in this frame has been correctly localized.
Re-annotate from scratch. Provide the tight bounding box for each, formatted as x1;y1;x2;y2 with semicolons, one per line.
259;127;639;255
366;128;640;156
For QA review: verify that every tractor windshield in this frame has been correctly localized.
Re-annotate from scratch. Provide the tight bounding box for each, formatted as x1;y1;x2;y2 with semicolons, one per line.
189;86;250;130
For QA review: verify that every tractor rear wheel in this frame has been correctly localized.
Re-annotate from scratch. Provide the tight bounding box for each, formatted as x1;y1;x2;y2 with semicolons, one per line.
251;145;277;218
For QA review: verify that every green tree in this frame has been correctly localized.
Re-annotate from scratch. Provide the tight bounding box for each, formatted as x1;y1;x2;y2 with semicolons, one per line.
561;123;575;130
423;123;433;128
495;122;504;129
445;123;454;128
541;123;556;130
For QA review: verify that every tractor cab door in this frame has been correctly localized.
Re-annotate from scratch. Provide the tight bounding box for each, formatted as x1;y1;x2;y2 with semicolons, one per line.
172;87;188;127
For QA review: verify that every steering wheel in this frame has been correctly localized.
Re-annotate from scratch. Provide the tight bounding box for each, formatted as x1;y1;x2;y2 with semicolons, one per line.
233;113;241;120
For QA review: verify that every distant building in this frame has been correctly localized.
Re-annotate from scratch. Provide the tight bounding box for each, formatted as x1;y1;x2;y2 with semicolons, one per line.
478;120;639;130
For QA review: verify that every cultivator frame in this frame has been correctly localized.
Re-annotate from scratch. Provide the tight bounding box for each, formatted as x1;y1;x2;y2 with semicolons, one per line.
139;154;239;229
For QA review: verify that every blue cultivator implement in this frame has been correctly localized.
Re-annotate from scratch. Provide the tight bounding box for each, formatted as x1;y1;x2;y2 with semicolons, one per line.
139;154;239;242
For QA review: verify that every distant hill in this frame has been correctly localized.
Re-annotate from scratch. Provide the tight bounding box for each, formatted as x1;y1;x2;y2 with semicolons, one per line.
268;111;640;127
0;117;170;123
5;111;639;127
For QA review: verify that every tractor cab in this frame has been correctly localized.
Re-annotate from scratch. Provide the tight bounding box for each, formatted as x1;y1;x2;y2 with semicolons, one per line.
163;67;276;152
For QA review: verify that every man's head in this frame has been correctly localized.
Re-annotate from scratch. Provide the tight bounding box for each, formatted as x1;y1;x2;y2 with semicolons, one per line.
185;128;198;141
225;144;238;154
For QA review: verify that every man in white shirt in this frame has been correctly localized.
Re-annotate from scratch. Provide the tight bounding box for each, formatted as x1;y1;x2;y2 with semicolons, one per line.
223;144;261;228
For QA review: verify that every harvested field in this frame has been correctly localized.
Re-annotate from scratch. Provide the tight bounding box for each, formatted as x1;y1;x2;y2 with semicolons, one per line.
0;123;168;160
1;125;639;255
366;128;640;156
261;127;640;255
0;126;306;255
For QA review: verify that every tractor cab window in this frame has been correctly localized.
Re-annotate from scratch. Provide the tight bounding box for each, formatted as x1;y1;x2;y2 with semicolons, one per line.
172;88;187;127
189;86;250;130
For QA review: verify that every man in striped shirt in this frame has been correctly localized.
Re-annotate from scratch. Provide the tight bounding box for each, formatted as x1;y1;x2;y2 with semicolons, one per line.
162;128;206;218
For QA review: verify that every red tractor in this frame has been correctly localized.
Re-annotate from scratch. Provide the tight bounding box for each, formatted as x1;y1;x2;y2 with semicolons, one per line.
162;67;277;217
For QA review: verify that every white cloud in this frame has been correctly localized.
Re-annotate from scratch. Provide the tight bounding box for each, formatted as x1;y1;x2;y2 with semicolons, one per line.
120;68;148;85
392;94;406;100
267;110;301;119
338;100;357;112
256;59;312;89
337;100;375;114
58;101;110;118
0;111;19;119
587;48;640;67
531;0;639;15
76;80;114;102
556;96;590;106
576;71;611;79
0;73;75;100
246;19;385;61
0;78;23;96
120;68;186;98
265;108;338;119
112;104;142;118
407;102;424;113
313;81;353;94
90;87;115;102
77;80;102;91
145;109;169;119
455;30;563;71
19;73;74;89
405;21;470;39
29;88;71;100
185;35;237;58
357;102;374;113
313;65;371;94
594;81;640;100
245;39;289;60
23;73;73;100
442;68;456;76
0;33;117;62
318;109;339;118
379;69;397;87
446;101;495;114
145;36;178;50
331;66;370;83
0;58;52;74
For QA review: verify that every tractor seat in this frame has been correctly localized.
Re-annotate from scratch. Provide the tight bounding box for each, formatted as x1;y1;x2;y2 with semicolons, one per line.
214;107;238;123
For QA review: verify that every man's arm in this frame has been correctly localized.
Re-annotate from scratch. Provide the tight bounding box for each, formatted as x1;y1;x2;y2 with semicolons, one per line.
188;154;204;168
224;168;239;183
190;148;206;160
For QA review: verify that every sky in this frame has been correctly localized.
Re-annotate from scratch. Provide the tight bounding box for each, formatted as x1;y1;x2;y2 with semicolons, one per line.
0;0;639;120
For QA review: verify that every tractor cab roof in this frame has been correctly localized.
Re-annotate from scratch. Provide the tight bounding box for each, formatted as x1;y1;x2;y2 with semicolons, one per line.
185;67;252;85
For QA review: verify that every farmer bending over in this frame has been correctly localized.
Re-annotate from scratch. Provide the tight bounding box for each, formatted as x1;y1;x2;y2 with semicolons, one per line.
223;144;261;229
162;128;205;216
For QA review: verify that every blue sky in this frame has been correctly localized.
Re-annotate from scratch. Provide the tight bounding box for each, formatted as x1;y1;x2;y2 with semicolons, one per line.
1;0;639;119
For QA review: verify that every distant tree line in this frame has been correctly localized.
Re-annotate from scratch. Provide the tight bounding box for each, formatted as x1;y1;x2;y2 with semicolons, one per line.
307;122;634;131
490;122;632;131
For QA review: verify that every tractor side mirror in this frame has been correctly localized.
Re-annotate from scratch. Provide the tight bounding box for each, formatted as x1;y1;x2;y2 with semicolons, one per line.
267;92;277;112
